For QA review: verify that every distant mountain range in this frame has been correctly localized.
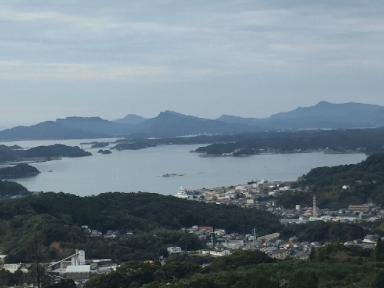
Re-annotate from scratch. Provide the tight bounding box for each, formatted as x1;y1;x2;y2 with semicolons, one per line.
219;101;384;130
1;101;384;140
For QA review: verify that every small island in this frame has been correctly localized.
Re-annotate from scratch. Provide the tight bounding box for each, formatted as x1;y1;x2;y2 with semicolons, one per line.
91;142;110;148
22;144;92;158
162;173;185;178
98;149;112;155
0;144;92;164
0;163;40;179
114;141;157;150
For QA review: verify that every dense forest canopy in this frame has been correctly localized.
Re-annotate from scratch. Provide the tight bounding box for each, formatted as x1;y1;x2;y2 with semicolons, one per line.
85;247;384;288
278;153;384;209
0;163;40;179
0;189;281;262
0;180;30;198
0;144;91;163
0;192;280;234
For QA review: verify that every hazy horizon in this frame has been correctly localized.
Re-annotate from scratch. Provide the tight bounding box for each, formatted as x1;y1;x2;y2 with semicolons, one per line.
1;0;383;127
1;99;383;130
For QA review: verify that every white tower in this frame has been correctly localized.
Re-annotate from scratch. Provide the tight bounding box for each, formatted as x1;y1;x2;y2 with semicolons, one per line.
313;195;318;217
71;250;86;266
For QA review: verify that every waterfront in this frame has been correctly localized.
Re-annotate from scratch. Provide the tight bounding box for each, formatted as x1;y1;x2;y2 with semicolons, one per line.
1;139;366;196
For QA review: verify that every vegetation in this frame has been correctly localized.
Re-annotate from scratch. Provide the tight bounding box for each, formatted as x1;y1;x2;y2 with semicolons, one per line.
0;145;19;162
114;140;157;150
45;279;77;288
85;251;275;288
0;265;76;288
90;142;109;148
83;229;203;262
310;243;372;262
0;264;48;288
97;149;112;154
0;180;30;199
115;127;384;153
282;222;367;243
276;153;384;209
21;144;91;158
113;135;234;151
0;189;280;262
85;248;384;288
195;128;384;156
0;163;40;179
0;144;91;164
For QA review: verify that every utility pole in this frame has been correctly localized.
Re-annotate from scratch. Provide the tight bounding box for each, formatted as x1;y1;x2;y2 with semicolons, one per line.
36;261;41;288
253;227;257;249
32;237;42;288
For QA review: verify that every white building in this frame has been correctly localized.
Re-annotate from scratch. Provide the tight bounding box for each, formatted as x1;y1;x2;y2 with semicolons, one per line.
0;255;6;264
222;240;244;250
175;186;188;199
2;264;29;274
65;265;91;281
167;247;182;255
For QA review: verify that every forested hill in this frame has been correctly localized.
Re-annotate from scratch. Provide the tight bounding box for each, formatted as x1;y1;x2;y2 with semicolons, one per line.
3;192;279;233
286;154;384;209
0;144;91;163
0;180;30;198
0;189;280;262
195;127;384;156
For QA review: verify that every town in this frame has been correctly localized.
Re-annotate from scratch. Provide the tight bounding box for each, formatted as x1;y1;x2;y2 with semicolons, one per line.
175;180;384;225
1;179;384;287
173;181;384;260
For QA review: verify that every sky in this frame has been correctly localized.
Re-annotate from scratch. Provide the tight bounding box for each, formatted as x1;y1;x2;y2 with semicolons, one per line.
0;0;383;127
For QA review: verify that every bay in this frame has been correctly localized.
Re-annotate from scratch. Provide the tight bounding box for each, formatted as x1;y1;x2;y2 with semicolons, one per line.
1;139;366;196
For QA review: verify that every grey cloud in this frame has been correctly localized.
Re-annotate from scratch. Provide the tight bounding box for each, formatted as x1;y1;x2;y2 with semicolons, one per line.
0;0;383;126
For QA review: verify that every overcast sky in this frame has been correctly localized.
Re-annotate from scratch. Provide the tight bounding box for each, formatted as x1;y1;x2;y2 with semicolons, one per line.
0;0;383;127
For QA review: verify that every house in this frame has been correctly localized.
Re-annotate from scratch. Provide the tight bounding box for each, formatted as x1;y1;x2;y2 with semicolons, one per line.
222;240;244;250
167;247;182;255
200;250;231;257
90;230;103;237
348;204;370;213
104;230;118;239
258;233;280;244
269;250;290;260
209;250;231;257
214;229;226;237
197;226;214;234
3;263;30;274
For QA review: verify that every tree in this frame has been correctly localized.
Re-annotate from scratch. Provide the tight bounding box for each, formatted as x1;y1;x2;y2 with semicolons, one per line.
290;270;319;288
372;271;384;288
376;239;384;261
45;279;77;288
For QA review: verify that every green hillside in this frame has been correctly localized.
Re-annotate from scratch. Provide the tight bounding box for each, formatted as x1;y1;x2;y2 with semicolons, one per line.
0;189;280;262
278;154;384;209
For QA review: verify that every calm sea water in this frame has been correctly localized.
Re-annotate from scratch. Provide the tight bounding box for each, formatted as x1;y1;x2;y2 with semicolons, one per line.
1;139;366;196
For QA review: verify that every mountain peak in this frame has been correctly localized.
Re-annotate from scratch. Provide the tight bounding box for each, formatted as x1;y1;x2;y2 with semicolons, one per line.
315;101;333;106
157;111;191;119
115;114;146;125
